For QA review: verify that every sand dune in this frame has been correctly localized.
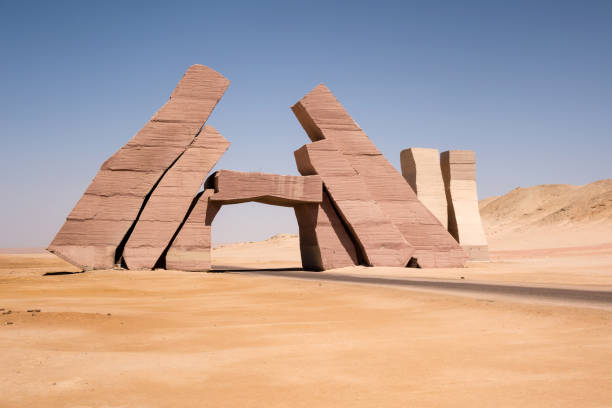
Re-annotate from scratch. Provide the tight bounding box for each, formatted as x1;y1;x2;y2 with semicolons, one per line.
480;179;612;250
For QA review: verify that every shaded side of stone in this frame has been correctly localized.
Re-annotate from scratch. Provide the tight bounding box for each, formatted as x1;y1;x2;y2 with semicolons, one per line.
400;147;448;228
294;189;360;271
48;64;229;270
165;190;221;271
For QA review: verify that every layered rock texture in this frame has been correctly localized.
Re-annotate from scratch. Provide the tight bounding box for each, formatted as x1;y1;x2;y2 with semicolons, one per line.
49;69;472;272
295;141;413;267
400;148;448;229
440;150;489;261
165;190;220;271
122;126;230;270
294;191;360;270
48;65;229;270
292;85;467;268
209;171;322;206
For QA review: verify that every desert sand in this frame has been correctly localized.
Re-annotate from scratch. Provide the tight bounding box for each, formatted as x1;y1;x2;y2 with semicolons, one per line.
480;178;612;249
1;180;611;407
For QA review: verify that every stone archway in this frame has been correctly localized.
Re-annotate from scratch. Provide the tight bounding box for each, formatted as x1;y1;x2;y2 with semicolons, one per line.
163;170;360;272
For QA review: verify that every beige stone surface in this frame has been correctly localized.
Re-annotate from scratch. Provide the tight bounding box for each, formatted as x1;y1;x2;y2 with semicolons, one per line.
441;150;489;260
292;85;466;267
295;140;414;267
122;126;229;270
209;170;322;206
165;190;220;272
48;65;229;270
400;147;448;228
294;190;360;271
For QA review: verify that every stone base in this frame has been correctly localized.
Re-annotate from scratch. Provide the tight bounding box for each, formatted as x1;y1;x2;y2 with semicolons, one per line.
165;249;212;272
46;245;115;271
462;245;490;262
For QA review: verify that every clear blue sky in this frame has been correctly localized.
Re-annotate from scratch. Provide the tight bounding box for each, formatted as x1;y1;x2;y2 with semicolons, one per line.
1;0;610;247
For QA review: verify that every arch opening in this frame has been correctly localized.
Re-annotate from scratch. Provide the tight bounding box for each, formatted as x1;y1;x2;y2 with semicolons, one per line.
211;202;302;271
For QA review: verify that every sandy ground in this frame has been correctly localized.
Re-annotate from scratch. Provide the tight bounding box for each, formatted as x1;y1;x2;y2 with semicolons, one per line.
2;178;612;407
1;234;612;407
213;235;612;288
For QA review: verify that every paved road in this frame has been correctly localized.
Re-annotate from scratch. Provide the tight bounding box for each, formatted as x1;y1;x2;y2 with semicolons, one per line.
215;267;612;305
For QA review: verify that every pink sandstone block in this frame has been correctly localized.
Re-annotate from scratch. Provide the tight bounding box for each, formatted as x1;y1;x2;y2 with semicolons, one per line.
292;84;466;268
440;150;489;261
209;170;322;206
122;126;230;270
165;190;221;272
48;64;229;270
294;190;360;270
295;140;413;267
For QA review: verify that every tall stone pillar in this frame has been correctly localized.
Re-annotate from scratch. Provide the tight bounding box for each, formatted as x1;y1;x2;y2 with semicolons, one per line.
440;150;489;261
400;148;448;229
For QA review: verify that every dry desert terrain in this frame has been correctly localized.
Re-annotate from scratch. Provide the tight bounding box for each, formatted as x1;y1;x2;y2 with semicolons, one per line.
1;179;611;407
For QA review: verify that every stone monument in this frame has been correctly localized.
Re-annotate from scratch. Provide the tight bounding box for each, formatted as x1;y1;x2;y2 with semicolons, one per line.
49;66;470;272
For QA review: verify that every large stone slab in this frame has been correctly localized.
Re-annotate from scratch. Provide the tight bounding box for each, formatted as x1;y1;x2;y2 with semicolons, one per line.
165;190;221;272
440;150;489;261
295;140;413;267
294;190;360;271
209;170;322;206
292;84;466;268
48;64;229;270
400;147;448;228
122;126;230;270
